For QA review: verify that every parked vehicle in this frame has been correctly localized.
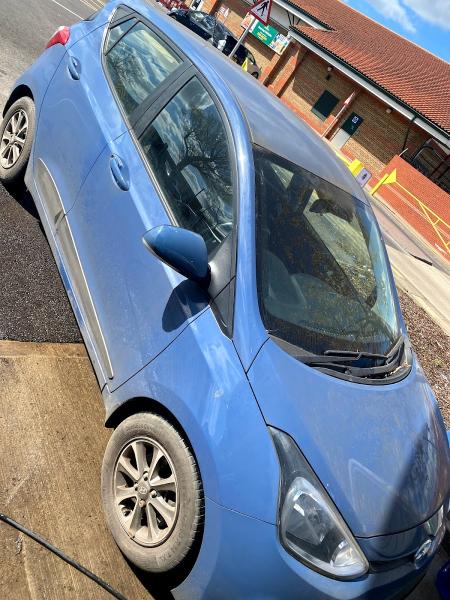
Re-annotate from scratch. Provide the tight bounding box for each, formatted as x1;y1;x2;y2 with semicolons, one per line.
168;9;261;78
1;1;448;598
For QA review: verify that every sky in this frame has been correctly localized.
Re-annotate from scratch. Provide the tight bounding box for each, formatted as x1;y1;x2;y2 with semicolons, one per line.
343;0;450;62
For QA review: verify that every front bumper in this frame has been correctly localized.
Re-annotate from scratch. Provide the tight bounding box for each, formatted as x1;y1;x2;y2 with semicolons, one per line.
172;499;428;600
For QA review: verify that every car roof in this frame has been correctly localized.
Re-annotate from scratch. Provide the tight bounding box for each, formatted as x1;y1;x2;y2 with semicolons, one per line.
131;0;367;201
203;53;368;201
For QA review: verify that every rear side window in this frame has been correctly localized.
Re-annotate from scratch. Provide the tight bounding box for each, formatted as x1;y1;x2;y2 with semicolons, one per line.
140;78;234;254
106;18;136;52
105;22;183;117
190;12;205;23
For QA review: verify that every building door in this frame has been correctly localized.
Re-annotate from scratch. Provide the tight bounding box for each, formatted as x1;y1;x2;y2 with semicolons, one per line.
331;112;363;149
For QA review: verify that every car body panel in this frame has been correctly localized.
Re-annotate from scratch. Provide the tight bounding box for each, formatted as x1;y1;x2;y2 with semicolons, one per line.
5;1;448;596
2;44;67;120
66;130;211;389
33;25;127;220
105;307;280;523
172;498;427;600
248;338;450;537
25;148;110;388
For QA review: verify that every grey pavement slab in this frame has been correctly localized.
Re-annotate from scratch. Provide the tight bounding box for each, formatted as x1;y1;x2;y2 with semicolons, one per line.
0;340;165;600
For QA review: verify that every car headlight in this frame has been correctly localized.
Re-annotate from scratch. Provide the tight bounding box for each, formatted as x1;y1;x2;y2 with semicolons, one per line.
217;38;226;51
270;427;369;579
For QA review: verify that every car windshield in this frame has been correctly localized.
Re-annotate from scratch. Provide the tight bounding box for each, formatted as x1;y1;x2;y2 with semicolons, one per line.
254;147;400;357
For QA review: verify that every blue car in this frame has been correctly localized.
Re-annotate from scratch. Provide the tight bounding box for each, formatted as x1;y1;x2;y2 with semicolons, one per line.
1;1;449;597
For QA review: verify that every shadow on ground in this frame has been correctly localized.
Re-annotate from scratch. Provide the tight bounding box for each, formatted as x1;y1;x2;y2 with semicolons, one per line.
0;182;81;342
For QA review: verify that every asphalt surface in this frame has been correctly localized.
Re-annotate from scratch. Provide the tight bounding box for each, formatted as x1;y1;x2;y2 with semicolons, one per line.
0;0;100;342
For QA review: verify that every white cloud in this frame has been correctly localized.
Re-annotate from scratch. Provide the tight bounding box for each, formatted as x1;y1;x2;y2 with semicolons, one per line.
365;0;416;32
403;0;450;30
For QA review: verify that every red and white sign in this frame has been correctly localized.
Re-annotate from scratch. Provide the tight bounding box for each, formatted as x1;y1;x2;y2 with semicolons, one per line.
248;0;272;26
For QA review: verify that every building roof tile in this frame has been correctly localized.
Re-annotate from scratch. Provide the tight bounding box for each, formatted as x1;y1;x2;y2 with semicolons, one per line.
289;0;450;134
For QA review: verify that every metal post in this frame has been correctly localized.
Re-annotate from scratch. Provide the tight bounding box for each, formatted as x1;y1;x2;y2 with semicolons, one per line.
321;91;357;139
229;21;252;59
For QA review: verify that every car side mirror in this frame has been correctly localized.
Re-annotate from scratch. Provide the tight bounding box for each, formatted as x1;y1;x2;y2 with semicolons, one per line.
143;225;210;286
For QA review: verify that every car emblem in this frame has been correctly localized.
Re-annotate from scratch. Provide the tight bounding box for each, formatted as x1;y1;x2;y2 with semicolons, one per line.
414;538;433;566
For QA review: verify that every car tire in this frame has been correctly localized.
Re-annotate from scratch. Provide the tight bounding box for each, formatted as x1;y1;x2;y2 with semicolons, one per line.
0;96;35;185
101;412;203;574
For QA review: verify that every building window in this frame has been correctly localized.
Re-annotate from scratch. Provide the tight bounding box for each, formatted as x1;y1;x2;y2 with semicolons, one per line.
311;90;339;121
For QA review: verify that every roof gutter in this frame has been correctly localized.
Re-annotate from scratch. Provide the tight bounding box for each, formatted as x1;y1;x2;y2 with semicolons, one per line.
289;29;450;149
273;0;329;29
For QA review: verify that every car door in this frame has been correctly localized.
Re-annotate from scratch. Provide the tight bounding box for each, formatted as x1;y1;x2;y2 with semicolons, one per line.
50;12;191;385
66;24;236;390
32;10;132;233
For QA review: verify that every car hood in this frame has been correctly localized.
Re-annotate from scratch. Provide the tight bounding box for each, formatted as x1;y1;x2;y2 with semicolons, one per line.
248;338;450;537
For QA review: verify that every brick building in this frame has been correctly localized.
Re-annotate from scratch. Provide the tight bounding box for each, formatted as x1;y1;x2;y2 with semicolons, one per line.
190;0;450;194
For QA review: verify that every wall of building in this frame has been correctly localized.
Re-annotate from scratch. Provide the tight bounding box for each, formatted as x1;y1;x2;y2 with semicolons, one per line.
332;93;429;176
280;52;355;133
198;0;438;180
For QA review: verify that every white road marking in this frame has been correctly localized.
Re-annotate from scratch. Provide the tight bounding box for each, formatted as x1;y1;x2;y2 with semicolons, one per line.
47;0;83;19
77;0;100;11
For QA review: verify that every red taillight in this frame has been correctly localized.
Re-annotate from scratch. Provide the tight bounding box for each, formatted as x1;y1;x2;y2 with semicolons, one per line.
45;26;70;49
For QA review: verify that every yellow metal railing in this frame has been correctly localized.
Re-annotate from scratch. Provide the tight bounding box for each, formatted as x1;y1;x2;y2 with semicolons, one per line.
333;150;450;257
395;180;450;256
371;168;450;256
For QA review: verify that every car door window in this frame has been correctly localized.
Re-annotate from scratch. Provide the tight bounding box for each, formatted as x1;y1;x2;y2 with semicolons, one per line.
106;17;137;52
140;78;234;254
105;22;183;117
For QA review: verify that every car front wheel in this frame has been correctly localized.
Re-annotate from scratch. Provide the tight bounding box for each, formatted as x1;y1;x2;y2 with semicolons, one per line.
101;412;203;573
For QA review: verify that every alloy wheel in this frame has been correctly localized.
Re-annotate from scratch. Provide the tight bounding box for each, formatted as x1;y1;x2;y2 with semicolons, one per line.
0;109;28;169
114;438;178;547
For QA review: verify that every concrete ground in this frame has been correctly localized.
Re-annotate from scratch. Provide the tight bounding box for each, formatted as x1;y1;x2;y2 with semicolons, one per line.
388;246;450;337
0;341;169;600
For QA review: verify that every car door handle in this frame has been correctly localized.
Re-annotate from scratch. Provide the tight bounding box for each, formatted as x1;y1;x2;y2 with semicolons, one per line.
67;56;81;80
110;155;130;191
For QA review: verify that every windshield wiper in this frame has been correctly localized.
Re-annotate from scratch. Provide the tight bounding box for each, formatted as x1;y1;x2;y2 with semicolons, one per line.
296;336;405;379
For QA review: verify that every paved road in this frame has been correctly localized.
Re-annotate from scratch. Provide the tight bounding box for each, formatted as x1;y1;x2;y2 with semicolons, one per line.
0;0;103;341
369;194;450;334
0;0;101;109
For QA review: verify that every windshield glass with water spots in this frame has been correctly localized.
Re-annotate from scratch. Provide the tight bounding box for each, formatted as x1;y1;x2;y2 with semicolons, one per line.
254;147;400;356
